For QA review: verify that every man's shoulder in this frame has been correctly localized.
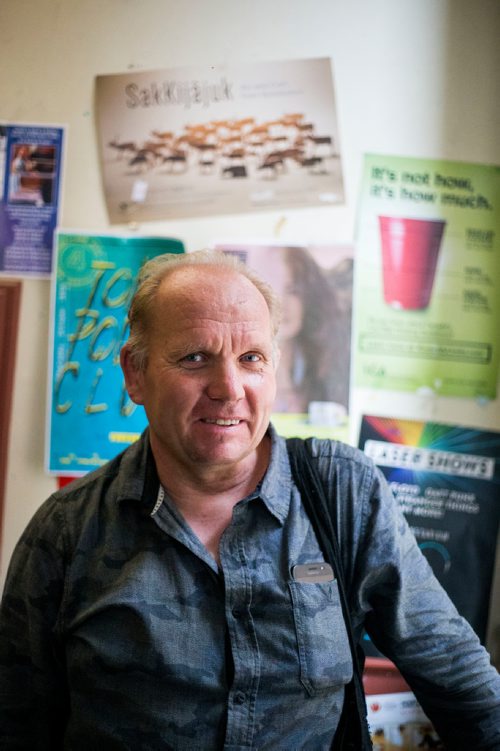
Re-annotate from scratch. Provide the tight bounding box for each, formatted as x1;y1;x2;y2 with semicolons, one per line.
309;436;371;462
52;430;150;510
6;433;153;589
269;431;379;505
282;433;376;473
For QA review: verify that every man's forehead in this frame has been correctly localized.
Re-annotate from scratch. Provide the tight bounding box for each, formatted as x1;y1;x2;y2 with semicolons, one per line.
163;263;252;289
175;316;269;336
158;265;269;315
163;310;273;343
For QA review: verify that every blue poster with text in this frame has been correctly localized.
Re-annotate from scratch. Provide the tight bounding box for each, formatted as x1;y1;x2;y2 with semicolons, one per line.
47;231;184;474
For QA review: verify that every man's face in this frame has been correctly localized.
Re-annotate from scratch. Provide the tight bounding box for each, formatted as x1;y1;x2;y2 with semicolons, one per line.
122;265;278;477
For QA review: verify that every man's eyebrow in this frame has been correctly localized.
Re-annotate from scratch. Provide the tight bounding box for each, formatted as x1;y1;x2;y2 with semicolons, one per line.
166;343;205;359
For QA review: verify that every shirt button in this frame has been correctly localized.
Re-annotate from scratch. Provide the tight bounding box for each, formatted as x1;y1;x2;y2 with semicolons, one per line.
234;691;246;705
232;607;244;619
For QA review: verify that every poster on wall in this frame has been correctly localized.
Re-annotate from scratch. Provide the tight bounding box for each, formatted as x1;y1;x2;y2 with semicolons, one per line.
353;155;500;399
358;415;500;644
95;58;344;223
0;123;64;276
212;241;353;441
366;692;440;750
46;231;184;475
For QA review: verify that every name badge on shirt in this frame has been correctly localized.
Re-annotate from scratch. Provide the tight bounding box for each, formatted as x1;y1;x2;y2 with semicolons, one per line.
292;562;335;583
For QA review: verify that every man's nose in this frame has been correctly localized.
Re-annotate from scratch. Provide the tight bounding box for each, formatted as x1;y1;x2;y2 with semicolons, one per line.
206;360;245;401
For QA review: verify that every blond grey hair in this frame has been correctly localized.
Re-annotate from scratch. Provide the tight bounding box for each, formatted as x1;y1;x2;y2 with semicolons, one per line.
125;248;281;370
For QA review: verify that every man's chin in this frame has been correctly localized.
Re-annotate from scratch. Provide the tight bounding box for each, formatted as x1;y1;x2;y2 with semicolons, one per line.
189;445;251;467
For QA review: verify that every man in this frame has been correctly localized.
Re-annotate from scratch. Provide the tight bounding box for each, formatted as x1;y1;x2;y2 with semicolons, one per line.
1;249;499;749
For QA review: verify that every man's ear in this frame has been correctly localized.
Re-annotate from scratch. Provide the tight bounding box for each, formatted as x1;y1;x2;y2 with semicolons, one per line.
120;345;145;405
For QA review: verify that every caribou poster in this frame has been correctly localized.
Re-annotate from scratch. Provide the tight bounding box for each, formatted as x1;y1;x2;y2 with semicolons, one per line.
95;58;344;222
46;231;184;475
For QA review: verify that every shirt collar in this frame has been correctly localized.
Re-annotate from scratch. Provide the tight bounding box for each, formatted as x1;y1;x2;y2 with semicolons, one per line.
257;423;293;525
123;424;293;524
114;429;159;514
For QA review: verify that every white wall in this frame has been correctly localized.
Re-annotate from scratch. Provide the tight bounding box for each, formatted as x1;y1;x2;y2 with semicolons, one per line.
1;0;499;655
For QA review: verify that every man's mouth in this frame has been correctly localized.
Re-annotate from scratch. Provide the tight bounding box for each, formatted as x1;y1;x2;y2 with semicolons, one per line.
202;418;241;426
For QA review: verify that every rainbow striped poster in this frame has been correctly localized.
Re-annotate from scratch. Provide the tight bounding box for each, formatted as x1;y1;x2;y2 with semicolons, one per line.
359;415;500;643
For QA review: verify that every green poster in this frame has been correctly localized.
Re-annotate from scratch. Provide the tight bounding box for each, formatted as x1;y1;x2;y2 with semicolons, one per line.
353;155;500;398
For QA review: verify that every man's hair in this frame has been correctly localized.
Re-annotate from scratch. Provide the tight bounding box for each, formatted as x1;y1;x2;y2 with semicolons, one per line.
126;248;282;371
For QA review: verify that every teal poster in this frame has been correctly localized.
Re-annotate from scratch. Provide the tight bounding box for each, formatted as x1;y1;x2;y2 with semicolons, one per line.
47;231;184;474
359;415;500;644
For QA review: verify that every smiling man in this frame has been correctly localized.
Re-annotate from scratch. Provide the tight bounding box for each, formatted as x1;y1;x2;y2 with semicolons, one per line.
1;250;499;750
120;258;279;563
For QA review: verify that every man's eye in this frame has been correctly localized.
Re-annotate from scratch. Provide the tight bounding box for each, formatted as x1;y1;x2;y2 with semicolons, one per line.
241;353;260;363
182;353;205;364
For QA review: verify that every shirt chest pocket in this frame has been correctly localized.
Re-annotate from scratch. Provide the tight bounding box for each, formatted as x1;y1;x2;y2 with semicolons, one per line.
289;578;353;696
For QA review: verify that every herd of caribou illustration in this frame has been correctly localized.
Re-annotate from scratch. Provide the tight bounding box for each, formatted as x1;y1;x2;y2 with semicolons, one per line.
107;113;337;181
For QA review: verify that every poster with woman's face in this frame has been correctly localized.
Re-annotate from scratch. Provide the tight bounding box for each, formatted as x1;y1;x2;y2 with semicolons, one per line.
212;241;354;439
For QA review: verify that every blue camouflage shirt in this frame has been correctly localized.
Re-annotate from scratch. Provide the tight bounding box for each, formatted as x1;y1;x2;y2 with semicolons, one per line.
1;426;499;750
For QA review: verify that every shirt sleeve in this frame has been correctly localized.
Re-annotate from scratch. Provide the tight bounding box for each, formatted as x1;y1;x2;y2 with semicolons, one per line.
356;464;500;750
0;496;68;750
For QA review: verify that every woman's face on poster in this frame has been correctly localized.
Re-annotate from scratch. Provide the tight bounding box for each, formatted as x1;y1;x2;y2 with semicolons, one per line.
245;247;305;343
278;260;304;342
257;250;304;342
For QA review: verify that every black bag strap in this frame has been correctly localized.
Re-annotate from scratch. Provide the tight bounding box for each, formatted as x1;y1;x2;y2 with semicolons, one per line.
286;437;372;751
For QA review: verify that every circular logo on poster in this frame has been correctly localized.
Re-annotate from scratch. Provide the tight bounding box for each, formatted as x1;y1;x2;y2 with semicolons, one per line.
419;540;451;577
57;237;106;288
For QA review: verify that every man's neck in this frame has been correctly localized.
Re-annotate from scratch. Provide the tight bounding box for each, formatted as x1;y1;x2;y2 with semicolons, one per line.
151;435;271;563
